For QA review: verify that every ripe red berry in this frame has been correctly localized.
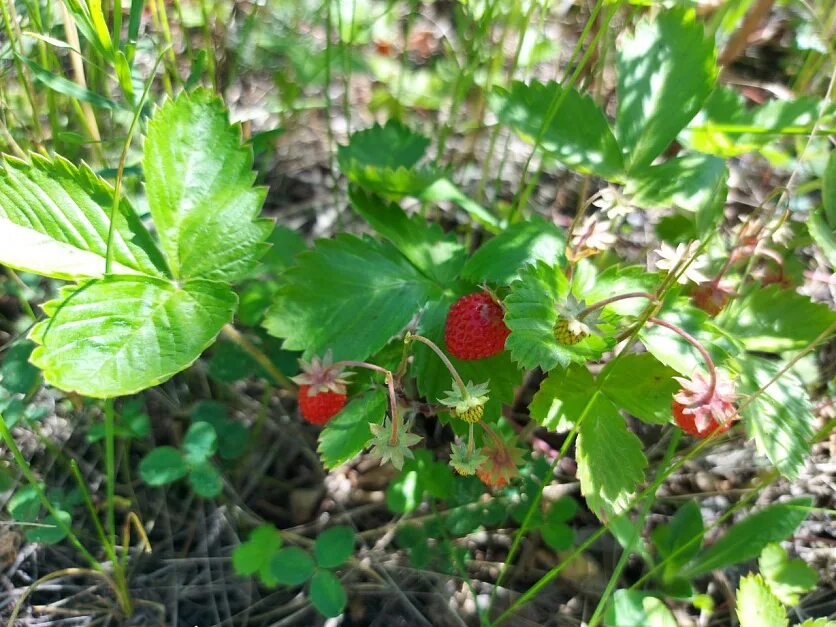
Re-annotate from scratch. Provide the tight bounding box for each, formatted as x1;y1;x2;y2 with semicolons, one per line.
672;401;732;438
444;293;510;360
298;384;347;425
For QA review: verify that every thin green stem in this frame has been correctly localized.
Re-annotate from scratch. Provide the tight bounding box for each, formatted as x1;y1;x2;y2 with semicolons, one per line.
405;333;468;395
69;460;116;563
220;325;296;391
103;399;117;547
587;430;682;627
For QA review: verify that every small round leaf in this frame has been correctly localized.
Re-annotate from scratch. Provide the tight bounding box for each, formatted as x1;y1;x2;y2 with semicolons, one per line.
314;526;355;568
270;547;315;585
140;447;188;486
183;421;217;465
542;524;574;551
188;462;223;498
310;570;347;618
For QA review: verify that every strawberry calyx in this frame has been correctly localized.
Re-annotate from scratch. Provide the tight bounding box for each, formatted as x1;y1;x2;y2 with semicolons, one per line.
291;350;352;395
439;380;490;423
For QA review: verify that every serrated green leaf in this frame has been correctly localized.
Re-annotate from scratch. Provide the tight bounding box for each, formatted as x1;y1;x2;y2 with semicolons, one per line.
0;154;167;280
626;154;728;235
310;569;347;618
348;187;465;284
759;543;817;606
419;178;501;231
188;462;222;498
143;89;272;282
264;234;440;362
576;395;647;517
529;364;594;432
722;285;836;352
410;293;520;420
600;353;679;425
490;80;624;179
183;421;217;465
29;276;236;398
461;216;566;284
139;446;188;486
318;390;387;469
650;500;703;580
737;574;788;627
505;261;609;371
808;207;836;267
338;120;429;172
684;498;812;577
314;526;355;568
616;8;717;172
737;357;815;479
233;524;282;576
270;547;315;586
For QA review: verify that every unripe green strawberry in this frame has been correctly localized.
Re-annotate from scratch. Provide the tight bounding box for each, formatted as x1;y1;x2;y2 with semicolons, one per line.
454;404;484;424
554;317;587;345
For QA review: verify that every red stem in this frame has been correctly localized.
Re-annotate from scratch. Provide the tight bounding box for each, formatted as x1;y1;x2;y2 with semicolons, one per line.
335;360;399;445
648;317;717;403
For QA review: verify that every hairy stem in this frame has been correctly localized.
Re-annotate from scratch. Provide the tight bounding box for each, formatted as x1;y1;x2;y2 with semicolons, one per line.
648;317;716;403
405;333;468;396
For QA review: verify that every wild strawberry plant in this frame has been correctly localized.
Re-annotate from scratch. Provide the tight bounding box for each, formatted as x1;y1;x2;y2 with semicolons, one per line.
0;3;833;625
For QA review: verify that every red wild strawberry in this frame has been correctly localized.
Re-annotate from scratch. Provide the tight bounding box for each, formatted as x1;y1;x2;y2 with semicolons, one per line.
444;292;509;360
298;385;347;425
672;400;732;438
292;351;352;426
691;281;734;317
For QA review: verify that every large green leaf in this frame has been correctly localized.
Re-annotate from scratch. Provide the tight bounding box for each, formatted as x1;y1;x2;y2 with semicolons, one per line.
683;498;812;577
264;234;440;361
29;276;236;397
348;187;465;285
600;353;679;425
504;261;611;371
318;390;387;469
721;285;836;352
0;154;167;280
626;154;728;235
461;216;566;284
491;80;624;179
143;89;272;282
736;575;788;627
737;358;816;479
528;364;595;432
576;394;647;517
616;8;717;172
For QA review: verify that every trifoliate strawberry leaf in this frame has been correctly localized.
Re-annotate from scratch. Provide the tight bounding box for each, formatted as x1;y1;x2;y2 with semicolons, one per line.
721;285;836;352
576;394;647;518
736;575;788;627
337;121;443;197
348;187;465;285
0;154;168;280
529;364;594;432
318;390;387;469
682;498;812;577
264;234;442;361
505;261;610;371
143;89;272;282
736;357;816;479
490;80;624;179
233;524;282;581
600;353;680;425
29;276;236;397
616;7;717;172
759;543;817;607
410;292;520;421
461;216;566;285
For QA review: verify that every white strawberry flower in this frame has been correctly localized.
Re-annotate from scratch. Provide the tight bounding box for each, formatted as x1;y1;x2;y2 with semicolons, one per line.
572;216;617;252
653;241;708;285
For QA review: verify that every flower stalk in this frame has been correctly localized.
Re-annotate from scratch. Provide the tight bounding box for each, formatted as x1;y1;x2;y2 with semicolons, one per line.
576;291;657;319
405;332;468;397
648;317;717;403
335;360;400;445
